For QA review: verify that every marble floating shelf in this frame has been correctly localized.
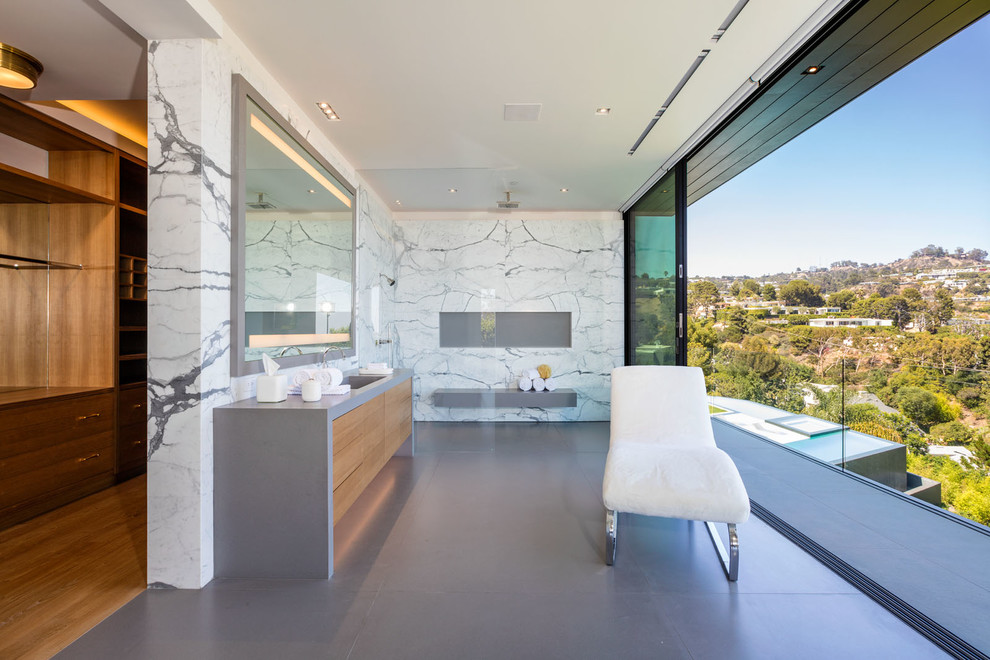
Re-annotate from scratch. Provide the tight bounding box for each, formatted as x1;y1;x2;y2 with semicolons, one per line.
433;388;577;408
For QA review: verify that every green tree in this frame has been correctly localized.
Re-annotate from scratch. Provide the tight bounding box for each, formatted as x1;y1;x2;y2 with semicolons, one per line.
742;279;761;295
828;289;858;310
779;279;824;307
729;281;742;298
689;280;721;314
762;283;777;300
929;421;972;445
897;386;955;430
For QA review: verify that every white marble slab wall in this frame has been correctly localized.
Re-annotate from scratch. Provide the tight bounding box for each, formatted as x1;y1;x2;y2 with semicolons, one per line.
355;188;401;367
147;39;233;588
394;216;623;421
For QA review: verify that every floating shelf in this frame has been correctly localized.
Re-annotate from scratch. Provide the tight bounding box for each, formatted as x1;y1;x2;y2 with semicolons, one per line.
433;388;577;408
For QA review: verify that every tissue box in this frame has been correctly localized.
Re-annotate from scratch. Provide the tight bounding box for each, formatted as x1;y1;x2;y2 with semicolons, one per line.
256;375;288;403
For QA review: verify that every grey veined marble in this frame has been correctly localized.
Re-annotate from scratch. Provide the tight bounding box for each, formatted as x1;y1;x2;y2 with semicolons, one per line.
393;217;623;422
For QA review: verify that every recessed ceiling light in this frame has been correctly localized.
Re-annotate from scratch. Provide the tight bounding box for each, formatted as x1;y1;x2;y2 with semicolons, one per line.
307;189;316;194
448;188;457;193
560;188;569;192
316;102;340;120
395;200;402;205
595;107;611;116
802;65;823;75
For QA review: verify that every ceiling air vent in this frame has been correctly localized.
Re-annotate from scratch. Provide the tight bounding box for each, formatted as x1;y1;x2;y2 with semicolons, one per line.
503;103;542;121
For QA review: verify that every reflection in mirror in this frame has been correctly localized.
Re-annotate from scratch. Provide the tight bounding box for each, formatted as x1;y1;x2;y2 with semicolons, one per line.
232;77;356;375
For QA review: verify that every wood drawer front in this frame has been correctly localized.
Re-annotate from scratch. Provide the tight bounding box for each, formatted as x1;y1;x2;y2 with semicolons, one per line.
117;387;147;427
117;421;147;471
384;380;412;447
0;392;114;458
332;395;384;491
0;431;114;507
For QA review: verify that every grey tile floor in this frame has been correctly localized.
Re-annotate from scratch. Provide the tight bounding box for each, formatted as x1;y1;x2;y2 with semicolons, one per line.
59;422;947;659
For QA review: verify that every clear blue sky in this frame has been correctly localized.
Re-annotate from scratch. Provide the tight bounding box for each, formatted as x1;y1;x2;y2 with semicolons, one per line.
688;14;990;278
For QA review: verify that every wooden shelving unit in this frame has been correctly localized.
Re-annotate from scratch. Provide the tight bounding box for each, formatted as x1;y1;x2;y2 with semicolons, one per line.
116;153;148;481
0;93;124;529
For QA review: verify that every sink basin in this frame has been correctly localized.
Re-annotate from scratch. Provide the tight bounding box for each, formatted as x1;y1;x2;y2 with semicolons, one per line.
342;374;386;389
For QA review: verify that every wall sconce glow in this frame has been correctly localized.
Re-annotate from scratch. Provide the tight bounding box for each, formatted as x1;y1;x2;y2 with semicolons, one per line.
250;113;352;208
320;301;334;313
0;43;43;90
285;302;296;312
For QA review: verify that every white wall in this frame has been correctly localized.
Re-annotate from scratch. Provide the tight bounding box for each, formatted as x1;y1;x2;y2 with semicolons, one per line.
394;214;624;421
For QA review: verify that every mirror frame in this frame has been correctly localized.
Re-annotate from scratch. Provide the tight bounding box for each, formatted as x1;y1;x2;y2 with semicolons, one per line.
230;74;357;376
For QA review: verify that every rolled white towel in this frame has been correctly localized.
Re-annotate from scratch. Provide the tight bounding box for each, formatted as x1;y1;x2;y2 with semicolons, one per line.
518;377;533;391
313;370;333;387
525;368;540;380
292;370;314;387
544;377;557;392
326;367;343;387
532;377;546;392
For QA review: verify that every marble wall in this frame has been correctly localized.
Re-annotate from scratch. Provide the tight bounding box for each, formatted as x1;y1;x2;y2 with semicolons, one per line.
394;215;624;421
147;39;233;588
146;34;400;587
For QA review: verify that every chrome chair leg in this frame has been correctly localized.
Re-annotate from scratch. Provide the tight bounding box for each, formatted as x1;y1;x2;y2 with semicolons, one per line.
605;509;617;566
704;521;739;581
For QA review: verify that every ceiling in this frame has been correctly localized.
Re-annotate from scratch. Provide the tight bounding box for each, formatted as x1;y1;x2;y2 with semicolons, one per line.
3;0;839;212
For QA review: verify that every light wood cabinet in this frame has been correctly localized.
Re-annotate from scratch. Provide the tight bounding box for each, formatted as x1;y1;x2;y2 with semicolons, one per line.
0;93;148;528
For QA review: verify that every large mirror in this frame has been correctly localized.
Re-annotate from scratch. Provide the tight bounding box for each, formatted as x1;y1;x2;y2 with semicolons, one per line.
232;76;356;376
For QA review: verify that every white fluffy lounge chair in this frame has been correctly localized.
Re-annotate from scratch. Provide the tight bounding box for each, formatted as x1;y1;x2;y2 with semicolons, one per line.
602;366;750;580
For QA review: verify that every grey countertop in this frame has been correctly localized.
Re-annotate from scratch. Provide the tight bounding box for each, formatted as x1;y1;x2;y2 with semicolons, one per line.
216;369;413;419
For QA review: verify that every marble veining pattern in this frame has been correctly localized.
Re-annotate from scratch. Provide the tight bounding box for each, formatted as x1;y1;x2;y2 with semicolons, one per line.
355;187;401;367
147;39;233;588
394;217;623;421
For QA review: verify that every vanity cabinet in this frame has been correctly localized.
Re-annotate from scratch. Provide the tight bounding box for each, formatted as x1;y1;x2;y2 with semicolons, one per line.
214;371;414;579
0;93;148;529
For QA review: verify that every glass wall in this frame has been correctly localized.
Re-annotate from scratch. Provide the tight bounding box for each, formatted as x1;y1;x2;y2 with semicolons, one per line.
625;169;681;365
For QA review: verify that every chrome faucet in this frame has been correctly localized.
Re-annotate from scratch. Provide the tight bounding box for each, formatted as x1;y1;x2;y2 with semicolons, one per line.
321;346;345;367
277;345;302;357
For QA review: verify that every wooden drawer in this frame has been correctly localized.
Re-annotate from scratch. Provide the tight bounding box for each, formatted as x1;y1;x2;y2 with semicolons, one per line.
118;385;147;427
117;421;147;472
0;431;114;508
0;392;114;459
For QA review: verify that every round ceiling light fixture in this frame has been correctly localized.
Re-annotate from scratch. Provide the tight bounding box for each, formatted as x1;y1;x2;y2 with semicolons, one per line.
0;43;44;90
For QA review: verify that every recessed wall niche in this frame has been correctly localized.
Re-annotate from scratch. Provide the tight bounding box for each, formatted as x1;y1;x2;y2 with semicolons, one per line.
438;312;571;348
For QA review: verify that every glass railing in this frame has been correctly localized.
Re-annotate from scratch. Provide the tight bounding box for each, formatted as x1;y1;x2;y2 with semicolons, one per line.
695;314;990;528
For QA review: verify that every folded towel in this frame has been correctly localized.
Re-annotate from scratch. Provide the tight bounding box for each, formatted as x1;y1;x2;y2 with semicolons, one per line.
367;362;388;370
317;367;343;387
325;384;351;396
518;377;532;391
292;370;314;387
359;367;393;376
532;377;546;392
525;368;540;380
544;377;557;392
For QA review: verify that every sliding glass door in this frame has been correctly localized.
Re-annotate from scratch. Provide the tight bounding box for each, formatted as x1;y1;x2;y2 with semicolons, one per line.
624;164;685;365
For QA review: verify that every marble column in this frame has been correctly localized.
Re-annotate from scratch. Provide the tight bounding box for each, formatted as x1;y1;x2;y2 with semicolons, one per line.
146;39;233;588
